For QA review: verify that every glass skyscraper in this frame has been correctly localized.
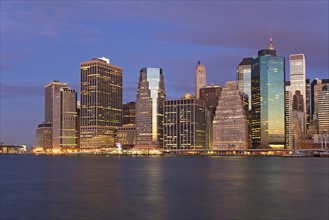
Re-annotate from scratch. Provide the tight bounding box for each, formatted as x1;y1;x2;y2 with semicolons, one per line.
237;58;253;111
136;68;166;148
251;39;285;149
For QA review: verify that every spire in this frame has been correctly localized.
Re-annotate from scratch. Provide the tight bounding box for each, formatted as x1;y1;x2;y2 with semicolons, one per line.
268;37;275;50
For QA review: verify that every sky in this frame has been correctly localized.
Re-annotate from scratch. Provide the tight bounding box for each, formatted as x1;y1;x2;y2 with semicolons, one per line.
1;1;328;148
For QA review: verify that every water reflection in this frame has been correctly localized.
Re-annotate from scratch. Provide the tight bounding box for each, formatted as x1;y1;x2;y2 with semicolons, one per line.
1;155;328;220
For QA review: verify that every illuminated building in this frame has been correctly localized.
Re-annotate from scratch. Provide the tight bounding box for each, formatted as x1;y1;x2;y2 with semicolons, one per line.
237;58;253;110
116;124;136;149
311;78;329;122
136;68;165;148
285;91;293;149
52;87;78;151
163;97;206;149
199;84;222;148
318;85;329;133
213;81;249;149
251;38;285;149
35;122;52;152
290;54;306;112
80;57;123;150
123;102;135;125
44;80;67;124
195;61;206;99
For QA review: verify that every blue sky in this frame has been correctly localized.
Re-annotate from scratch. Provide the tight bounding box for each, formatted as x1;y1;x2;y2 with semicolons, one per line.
1;1;328;148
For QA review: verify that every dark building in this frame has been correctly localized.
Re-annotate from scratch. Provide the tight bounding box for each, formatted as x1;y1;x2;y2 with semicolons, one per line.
123;102;136;125
293;90;304;111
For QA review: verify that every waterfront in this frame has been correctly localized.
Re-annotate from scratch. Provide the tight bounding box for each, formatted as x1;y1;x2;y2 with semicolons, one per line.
1;155;328;219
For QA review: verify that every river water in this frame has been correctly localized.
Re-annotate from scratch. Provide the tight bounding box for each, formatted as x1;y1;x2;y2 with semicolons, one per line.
1;155;328;219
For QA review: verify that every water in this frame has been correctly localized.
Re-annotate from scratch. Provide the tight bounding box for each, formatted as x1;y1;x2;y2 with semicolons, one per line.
1;155;328;220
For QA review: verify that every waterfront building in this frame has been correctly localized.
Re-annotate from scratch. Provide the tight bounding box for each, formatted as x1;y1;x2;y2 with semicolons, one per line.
44;80;68;124
251;38;285;149
135;68;166;148
213;81;249;149
35;122;52;152
195;61;206;99
80;57;123;150
123;102;136;125
199;84;222;148
311;78;329;122
290;54;306;112
116;124;136;149
163;97;206;149
237;58;253;110
52;87;78;152
318;85;329;133
285;91;293;149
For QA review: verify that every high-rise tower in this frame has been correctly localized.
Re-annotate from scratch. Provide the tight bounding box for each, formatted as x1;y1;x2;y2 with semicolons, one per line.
80;57;123;150
52;87;78;152
136;68;166;148
290;54;306;113
251;38;285;149
237;58;253;110
195;61;206;99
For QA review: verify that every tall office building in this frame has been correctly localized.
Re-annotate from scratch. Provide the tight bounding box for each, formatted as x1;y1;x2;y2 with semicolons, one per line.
123;101;136;125
311;78;329;122
44;80;68;124
35;122;52;151
213;81;249;149
163;97;206;149
195;61;206;99
318;85;329;133
237;58;253;110
136;68;166;148
251;38;285;149
199;84;222;148
293;90;304;111
80;57;123;150
285;91;293;149
289;54;306;112
52;87;78;152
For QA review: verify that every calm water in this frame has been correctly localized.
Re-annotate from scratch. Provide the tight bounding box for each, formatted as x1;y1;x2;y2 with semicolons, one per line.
1;155;328;220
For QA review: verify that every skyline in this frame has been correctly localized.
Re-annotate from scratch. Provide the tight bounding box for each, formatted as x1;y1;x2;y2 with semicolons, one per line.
1;1;328;148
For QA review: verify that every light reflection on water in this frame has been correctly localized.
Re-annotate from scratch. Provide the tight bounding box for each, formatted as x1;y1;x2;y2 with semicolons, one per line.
1;155;328;219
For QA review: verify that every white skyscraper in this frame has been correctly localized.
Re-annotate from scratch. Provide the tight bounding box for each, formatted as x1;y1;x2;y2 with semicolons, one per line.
195;61;206;99
290;54;306;113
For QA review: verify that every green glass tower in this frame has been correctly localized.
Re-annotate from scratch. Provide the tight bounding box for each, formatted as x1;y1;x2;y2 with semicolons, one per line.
251;38;285;149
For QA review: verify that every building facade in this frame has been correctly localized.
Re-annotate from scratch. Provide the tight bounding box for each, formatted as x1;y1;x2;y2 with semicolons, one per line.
213;81;249;149
163;98;206;149
80;57;123;150
311;78;329;123
195;61;206;99
251;39;285;149
285;91;293;149
123;101;136;125
318;85;329;133
135;68;166;148
44;80;68;124
52;87;78;152
116;124;136;149
35;122;52;152
237;58;253;110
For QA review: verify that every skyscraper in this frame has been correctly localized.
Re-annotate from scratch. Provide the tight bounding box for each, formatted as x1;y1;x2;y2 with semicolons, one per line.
237;58;253;110
44;80;67;123
163;97;206;149
213;81;249;149
318;85;329;133
35;122;52;152
80;57;123;150
311;78;329;122
290;54;306;113
195;61;206;99
199;84;222;148
136;68;166;148
251;38;285;149
52;87;78;152
285;91;293;149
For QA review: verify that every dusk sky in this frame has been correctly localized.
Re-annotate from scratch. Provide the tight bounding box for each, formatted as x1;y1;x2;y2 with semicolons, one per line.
1;1;328;148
